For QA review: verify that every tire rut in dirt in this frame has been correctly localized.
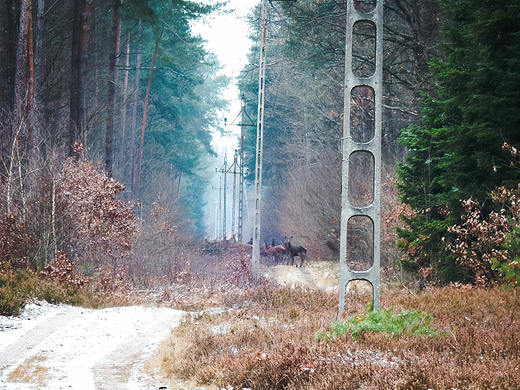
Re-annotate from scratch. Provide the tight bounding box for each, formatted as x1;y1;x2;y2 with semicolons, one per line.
0;307;86;376
92;310;183;389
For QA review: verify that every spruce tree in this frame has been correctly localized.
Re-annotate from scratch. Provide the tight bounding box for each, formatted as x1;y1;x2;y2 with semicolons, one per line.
397;0;520;282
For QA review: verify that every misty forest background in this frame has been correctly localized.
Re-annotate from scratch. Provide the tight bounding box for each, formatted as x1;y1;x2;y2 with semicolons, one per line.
1;0;520;289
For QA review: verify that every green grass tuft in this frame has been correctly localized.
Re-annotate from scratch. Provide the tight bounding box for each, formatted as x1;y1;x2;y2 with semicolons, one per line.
317;308;437;342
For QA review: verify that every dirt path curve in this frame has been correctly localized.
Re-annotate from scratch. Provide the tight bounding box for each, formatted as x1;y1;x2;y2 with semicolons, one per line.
265;261;339;292
0;305;183;390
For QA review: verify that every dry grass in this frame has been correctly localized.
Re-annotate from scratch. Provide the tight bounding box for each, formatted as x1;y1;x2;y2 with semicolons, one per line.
6;239;519;389
7;353;50;386
153;278;520;389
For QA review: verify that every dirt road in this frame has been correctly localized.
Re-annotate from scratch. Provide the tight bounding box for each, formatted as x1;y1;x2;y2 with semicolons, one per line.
265;261;340;292
0;261;339;389
0;303;183;389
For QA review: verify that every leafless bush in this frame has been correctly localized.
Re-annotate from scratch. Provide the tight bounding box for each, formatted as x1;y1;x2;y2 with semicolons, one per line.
128;200;197;288
0;214;34;270
278;147;342;262
39;251;91;288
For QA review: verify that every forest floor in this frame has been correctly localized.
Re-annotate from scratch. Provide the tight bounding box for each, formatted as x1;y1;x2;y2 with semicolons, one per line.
4;242;518;389
0;243;334;390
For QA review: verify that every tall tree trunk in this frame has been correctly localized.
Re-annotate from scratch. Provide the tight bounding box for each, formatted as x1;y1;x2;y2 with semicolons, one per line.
27;4;34;113
104;0;121;177
30;0;45;162
69;0;80;156
7;0;32;218
78;0;92;148
129;21;142;200
118;32;130;181
70;0;92;157
0;0;18;129
0;0;23;177
0;0;9;118
12;0;31;134
134;31;162;198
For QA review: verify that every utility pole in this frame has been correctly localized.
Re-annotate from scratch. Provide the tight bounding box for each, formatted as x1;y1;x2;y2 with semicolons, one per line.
223;154;227;240
216;152;243;241
231;150;238;241
251;0;268;280
226;94;254;243
252;0;297;280
217;169;222;239
238;95;247;243
216;154;228;240
338;0;383;315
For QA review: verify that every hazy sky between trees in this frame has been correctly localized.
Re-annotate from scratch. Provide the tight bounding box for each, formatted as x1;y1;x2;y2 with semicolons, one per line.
193;0;259;153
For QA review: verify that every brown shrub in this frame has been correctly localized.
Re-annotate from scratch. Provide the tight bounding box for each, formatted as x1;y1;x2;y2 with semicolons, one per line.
55;158;138;273
447;184;520;286
160;283;520;389
0;214;34;270
39;251;91;288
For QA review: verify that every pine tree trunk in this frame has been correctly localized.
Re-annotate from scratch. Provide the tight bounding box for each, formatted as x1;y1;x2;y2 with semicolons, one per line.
78;0;92;147
7;0;32;216
69;0;80;156
70;0;92;157
0;0;10;117
129;21;142;200
0;1;18;176
134;31;162;198
31;0;45;160
27;5;34;113
12;0;31;133
104;0;121;177
118;33;130;181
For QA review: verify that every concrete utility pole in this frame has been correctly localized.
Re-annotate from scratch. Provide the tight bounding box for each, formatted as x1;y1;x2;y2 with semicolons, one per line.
231;150;238;240
216;154;228;240
338;0;383;315
252;0;297;280
225;94;254;243
217;176;222;239
238;96;247;242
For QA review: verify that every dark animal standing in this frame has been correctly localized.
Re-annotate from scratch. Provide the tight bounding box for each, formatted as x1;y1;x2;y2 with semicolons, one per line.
283;237;307;267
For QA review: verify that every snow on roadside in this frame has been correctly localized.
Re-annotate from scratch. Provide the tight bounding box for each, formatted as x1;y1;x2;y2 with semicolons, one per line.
0;300;70;350
0;301;183;389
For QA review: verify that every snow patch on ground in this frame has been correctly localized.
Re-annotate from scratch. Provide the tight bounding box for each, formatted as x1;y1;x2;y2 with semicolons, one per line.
0;301;183;389
0;301;69;347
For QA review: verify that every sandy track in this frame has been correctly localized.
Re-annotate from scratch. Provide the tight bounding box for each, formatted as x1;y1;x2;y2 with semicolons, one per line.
265;261;340;292
0;304;183;390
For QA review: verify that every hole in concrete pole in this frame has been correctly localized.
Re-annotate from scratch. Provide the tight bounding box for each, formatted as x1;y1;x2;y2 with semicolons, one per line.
346;216;374;271
350;86;375;143
352;21;376;78
354;0;376;13
344;280;374;314
348;151;374;208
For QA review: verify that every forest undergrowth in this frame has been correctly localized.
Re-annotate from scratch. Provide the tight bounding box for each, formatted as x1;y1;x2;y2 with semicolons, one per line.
154;264;520;390
2;231;520;389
